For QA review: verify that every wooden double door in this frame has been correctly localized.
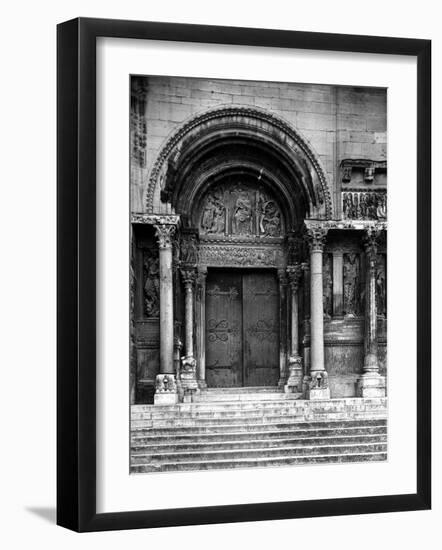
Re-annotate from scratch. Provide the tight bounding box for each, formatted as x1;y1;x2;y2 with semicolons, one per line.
205;269;280;387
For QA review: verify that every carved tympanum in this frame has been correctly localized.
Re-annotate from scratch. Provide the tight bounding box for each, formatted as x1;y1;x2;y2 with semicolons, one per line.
199;182;283;238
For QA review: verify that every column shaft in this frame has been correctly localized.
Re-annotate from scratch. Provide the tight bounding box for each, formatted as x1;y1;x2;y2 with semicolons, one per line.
310;248;325;372
196;269;207;386
184;281;194;358
157;240;175;374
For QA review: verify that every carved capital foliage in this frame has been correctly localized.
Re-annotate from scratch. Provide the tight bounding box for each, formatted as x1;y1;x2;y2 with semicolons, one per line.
286;264;303;290
305;226;328;253
154;224;177;249
180;266;198;287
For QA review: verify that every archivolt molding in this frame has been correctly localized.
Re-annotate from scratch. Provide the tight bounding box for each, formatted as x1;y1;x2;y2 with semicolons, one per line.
145;106;332;219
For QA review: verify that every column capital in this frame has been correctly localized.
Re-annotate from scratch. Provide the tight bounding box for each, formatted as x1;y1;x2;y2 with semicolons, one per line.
286;264;303;290
180;266;198;287
305;226;328;253
154;223;177;249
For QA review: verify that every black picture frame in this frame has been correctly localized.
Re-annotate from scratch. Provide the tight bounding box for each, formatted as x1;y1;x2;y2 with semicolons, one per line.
57;17;431;532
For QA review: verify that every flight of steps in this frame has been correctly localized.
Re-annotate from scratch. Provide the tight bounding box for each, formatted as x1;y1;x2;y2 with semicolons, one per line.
131;390;387;473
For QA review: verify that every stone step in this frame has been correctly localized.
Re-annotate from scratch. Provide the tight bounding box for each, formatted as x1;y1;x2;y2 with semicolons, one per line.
132;411;387;427
133;405;386;420
131;425;387;444
132;418;387;435
194;391;301;402
131;433;387;453
131;442;387;464
131;451;387;473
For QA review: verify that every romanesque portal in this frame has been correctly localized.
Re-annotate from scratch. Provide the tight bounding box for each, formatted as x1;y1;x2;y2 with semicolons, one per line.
130;78;387;472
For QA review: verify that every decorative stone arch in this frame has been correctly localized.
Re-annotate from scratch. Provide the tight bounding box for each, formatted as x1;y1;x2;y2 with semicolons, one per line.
145;106;333;222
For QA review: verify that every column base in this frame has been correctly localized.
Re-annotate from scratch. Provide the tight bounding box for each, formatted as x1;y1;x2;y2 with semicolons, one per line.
180;355;199;402
154;374;178;405
357;373;386;398
284;355;303;393
305;371;330;400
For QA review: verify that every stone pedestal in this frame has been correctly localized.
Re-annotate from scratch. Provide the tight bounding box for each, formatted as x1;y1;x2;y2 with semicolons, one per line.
305;226;330;400
154;374;179;405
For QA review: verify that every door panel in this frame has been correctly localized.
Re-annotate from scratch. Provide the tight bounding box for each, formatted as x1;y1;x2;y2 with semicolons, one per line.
205;272;243;387
205;270;280;387
243;272;280;386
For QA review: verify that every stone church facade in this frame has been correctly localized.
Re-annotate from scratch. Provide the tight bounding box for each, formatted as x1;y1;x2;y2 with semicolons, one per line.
130;76;387;408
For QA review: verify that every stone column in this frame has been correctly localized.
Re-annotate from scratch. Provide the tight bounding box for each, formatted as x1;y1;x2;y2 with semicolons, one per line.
332;249;344;316
358;227;386;397
180;267;198;400
305;226;330;399
285;264;303;393
153;222;178;405
277;268;289;388
196;267;208;389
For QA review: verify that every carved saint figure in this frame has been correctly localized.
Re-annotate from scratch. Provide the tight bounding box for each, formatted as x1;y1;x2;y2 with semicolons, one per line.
143;249;160;317
233;191;253;235
376;193;387;219
343;253;360;316
201;192;226;234
376;254;387;316
323;254;333;317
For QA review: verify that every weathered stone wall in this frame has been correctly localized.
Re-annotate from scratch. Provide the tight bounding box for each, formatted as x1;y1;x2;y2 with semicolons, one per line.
131;77;387;216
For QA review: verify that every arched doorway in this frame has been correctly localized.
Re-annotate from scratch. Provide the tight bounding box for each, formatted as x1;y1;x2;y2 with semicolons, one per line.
135;106;337;401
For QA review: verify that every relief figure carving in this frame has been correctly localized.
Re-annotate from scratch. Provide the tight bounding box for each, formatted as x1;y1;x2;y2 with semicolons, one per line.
143;249;160;317
323;253;333;317
201;192;226;234
376;254;387;317
258;194;281;237
342;191;387;220
233;191;253;235
343;253;360;316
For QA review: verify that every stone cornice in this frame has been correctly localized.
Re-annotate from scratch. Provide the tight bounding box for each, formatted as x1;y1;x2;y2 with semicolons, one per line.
131;213;180;226
305;219;387;232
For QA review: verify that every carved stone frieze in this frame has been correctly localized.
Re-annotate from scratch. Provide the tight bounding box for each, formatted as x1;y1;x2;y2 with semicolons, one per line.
342;191;387;221
199;244;284;268
131;214;180;226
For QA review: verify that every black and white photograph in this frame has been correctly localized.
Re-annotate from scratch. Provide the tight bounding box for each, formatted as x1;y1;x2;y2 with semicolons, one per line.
129;75;388;474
